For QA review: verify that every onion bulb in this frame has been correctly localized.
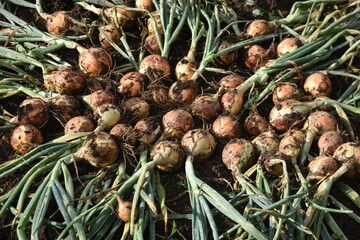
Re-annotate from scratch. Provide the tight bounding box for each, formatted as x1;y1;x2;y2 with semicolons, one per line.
220;89;244;115
104;6;137;29
83;90;115;109
134;117;161;144
45;11;72;36
252;131;279;157
222;138;255;173
181;129;216;161
75;132;119;167
139;55;171;82
99;24;121;48
272;83;301;105
332;142;360;179
147;11;163;34
219;75;244;89
214;40;237;67
243;45;268;70
118;72;146;97
121;97;150;121
162;109;194;140
135;0;155;14
11;124;43;154
304;73;332;97
307;156;338;182
150;86;169;104
144;34;161;55
18;98;49;128
175;56;198;81
48;95;81;124
246;20;273;37
244;113;268;137
318;131;343;156
52;66;86;95
79;47;112;75
169;80;198;104
64;116;95;134
277;38;300;57
212;115;241;140
191;95;221;122
94;103;121;131
279;129;305;164
151;141;186;172
110;123;137;146
115;194;137;222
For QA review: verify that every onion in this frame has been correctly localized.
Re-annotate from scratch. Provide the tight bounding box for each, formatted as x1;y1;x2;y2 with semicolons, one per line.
18;98;49;128
277;38;300;57
83;90;115;109
121;97;150;121
134;117;161;144
333;142;360;179
279;129;305;164
139;55;171;82
115;194;137;222
45;11;72;36
104;6;137;29
261;151;291;177
214;40;237;67
304;73;332;97
150;86;169;104
144;34;161;55
307;156;338;182
212;115;241;140
75;132;119;167
243;45;268;70
52;66;86;95
118;72;146;97
221;88;246;115
147;11;163;34
222;138;255;173
252;131;280;157
175;56;198;81
244;113;268;137
94;103;121;131
272;82;301;105
78;47;112;75
246;20;273;37
162;109;194;140
191;95;221;122
64;116;95;134
169;80;198;104
110;123;137;146
11;124;43;154
219;75;244;89
135;0;155;14
151;141;186;172
181;129;216;161
48;95;81;124
99;24;121;48
318;131;343;156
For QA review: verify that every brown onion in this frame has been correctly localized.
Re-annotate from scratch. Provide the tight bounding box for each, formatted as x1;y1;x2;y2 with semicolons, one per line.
163;109;194;140
136;0;155;14
150;86;169;104
75;132;119;167
243;45;268;70
191;95;221;122
151;141;186;172
304;73;332;97
277;38;300;57
48;95;81;124
83;90;115;108
169;80;198;104
139;55;171;82
121;97;150;121
94;103;121;131
333;142;360;179
134;117;161;144
115;194;137;222
279;129;305;164
45;11;72;36
99;24;121;48
246;20;273;37
147;11;163;34
144;34;161;55
104;6;137;29
11;124;43;154
220;89;244;115
79;47;112;75
318;131;343;156
175;56;198;81
244;113;268;136
64;116;95;134
53;66;86;95
212;115;241;140
307;156;338;182
252;131;279;157
214;40;237;67
272;83;301;105
118;72;146;97
110;123;137;146
181;129;216;161
18;98;49;128
222;138;255;173
219;75;244;89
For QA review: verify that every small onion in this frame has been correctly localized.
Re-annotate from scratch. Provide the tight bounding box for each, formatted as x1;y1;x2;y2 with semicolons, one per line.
279;129;305;164
115;195;137;222
181;129;216;161
45;11;72;36
48;95;81;124
243;45;268;70
134;117;161;144
144;34;161;55
219;75;244;89
307;156;338;182
222;138;255;173
139;55;171;82
277;38;300;57
244;113;268;137
191;95;221;122
252;131;279;157
99;24;121;48
104;6;137;29
333;142;360;179
214;40;237;67
53;66;86;95
75;132;119;167
11;124;43;154
169;80;198;104
150;86;169;104
64;116;95;134
304;73;332;97
163;109;194;140
110;123;137;146
94;103;121;131
212;115;241;140
318;131;343;156
246;20;273;37
175;56;198;81
83;90;115;108
79;47;112;75
121;97;150;121
18;98;49;128
151;141;186;172
220;89;244;115
118;72;146;97
272;83;301;105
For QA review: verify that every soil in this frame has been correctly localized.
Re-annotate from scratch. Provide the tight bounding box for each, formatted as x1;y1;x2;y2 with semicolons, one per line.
1;0;360;239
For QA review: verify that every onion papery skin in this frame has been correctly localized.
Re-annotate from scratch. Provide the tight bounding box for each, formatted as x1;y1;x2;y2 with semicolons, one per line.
333;142;360;179
181;129;216;161
318;131;343;156
84;90;115;108
11;124;43;154
150;86;169;104
147;11;163;34
212;115;241;140
304;73;332;97
151;141;186;172
136;0;155;14
144;34;161;55
307;156;338;182
118;72;146;97
215;40;237;67
272;83;301;105
219;75;244;89
252;131;280;157
46;11;72;36
243;45;268;70
53;66;86;95
191;95;221;122
163;109;194;140
246;20;273;37
277;38;300;57
279;129;305;164
304;111;337;135
221;89;244;115
222;138;255;174
64;116;95;134
76;132;119;167
79;48;112;75
18;98;49;128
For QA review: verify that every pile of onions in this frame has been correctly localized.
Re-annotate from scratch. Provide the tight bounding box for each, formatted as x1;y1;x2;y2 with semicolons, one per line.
11;124;43;154
17;98;49;128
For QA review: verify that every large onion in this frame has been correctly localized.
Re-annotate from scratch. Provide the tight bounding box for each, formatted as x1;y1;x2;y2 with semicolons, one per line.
150;141;186;172
45;11;72;36
118;72;146;97
94;103;121;131
52;66;86;95
18;98;49;128
169;80;198;104
272;83;301;105
246;20;273;37
139;55;171;82
304;73;332;97
212;114;241;140
79;47;112;75
191;95;221;122
181;129;216;161
134;117;161;144
64;116;95;134
307;156;338;182
163;109;194;140
222;138;255;173
244;113;268;137
121;97;150;122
